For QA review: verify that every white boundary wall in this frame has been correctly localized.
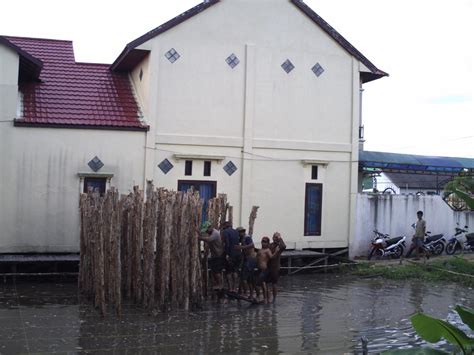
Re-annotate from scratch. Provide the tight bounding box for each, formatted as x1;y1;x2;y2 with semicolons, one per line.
352;193;474;258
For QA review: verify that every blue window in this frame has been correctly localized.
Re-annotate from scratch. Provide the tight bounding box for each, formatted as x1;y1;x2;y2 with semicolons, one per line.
304;183;322;236
83;177;107;195
178;180;216;221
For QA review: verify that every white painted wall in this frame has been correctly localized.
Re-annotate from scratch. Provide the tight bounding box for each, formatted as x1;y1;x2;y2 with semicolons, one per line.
353;193;474;258
130;54;150;117
0;126;146;253
136;0;365;249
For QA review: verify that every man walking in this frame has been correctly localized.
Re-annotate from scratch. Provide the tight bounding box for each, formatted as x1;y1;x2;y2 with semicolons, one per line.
407;210;427;260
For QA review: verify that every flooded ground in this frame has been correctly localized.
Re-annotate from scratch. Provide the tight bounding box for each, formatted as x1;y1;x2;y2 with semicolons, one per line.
0;274;473;354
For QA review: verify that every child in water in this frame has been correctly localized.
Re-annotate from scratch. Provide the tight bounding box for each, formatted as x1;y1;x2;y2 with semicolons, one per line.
256;236;279;304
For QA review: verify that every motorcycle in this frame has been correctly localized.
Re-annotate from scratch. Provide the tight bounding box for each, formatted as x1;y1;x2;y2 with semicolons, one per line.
368;230;406;260
407;223;445;257
445;225;474;255
423;231;446;256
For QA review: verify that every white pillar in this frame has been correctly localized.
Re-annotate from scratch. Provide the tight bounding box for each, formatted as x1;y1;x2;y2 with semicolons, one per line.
239;43;256;225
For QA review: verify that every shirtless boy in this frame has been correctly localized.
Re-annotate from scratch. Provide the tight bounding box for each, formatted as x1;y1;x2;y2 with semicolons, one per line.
256;236;279;304
269;232;286;302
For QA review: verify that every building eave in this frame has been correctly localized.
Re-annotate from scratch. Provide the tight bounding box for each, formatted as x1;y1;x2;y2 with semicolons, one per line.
110;0;220;72
290;0;388;83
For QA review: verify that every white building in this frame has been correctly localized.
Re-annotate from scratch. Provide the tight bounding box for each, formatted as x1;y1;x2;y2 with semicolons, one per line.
0;0;387;254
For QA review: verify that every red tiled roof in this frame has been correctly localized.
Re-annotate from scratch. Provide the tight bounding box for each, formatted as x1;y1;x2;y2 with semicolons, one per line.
5;36;148;131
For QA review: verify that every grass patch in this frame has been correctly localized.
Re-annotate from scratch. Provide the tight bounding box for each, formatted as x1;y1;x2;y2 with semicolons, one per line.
352;256;474;287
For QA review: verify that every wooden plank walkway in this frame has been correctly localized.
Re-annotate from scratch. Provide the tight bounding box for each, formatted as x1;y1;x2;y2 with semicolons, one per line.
280;248;352;275
0;248;354;278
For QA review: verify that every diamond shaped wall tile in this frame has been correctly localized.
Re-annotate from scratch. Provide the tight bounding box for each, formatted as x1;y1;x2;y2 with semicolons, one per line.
312;63;325;77
281;59;295;74
158;159;174;174
225;53;240;69
165;48;180;63
223;161;237;176
88;156;104;172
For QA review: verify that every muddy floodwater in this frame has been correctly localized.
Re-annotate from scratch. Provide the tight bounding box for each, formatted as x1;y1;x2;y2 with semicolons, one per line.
1;275;473;354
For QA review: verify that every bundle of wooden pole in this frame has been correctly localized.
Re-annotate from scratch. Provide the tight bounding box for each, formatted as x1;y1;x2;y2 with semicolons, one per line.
79;184;206;315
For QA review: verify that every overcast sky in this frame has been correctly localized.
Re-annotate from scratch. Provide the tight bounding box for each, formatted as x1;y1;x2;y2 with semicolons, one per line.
1;0;472;158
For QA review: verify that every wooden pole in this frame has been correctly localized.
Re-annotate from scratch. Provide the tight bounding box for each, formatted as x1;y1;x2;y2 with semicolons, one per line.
170;192;182;310
121;194;133;300
248;206;259;237
131;186;144;303
111;189;122;315
227;205;233;226
143;182;157;309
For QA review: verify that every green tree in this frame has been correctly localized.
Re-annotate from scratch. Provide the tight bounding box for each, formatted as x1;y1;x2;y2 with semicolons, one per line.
444;176;474;210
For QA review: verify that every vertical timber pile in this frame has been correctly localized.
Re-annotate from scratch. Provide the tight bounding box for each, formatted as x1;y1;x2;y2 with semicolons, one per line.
143;182;157;309
248;206;260;237
121;194;133;300
79;185;207;314
131;186;144;304
190;191;204;308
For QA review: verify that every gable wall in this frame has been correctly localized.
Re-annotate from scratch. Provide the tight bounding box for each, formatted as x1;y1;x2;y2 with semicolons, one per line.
135;0;360;248
138;0;354;144
130;54;151;117
0;44;18;121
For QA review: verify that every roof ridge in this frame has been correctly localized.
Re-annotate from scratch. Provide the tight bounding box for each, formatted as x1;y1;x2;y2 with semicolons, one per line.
4;35;73;43
290;0;388;82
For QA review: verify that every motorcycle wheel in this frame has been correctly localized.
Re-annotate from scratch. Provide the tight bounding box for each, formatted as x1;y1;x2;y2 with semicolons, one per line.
374;249;384;260
367;248;376;260
392;246;403;259
432;242;444;256
445;241;459;255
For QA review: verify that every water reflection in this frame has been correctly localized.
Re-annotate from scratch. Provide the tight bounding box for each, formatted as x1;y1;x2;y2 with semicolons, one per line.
0;276;472;353
409;282;426;313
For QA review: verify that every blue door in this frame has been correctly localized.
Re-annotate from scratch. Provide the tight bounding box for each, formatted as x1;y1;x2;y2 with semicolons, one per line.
304;183;323;236
178;180;216;221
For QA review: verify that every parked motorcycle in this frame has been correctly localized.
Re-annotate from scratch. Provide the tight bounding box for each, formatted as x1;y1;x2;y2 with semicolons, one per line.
423;231;446;256
407;224;445;257
445;225;474;255
368;230;406;260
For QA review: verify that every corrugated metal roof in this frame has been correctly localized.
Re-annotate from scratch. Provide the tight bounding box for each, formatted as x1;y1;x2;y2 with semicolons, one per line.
3;36;148;131
359;150;474;174
383;172;451;190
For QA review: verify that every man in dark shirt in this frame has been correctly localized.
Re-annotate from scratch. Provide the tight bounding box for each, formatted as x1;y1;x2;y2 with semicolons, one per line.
222;221;242;292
